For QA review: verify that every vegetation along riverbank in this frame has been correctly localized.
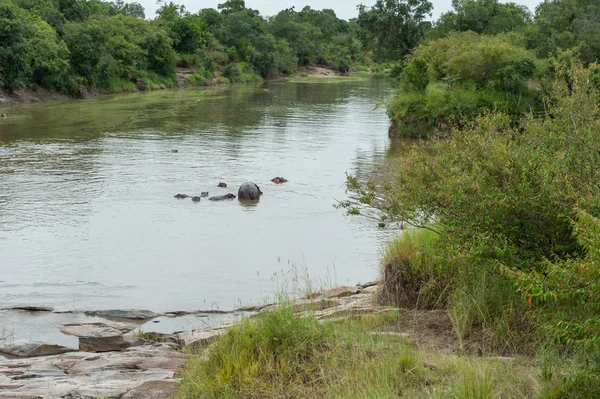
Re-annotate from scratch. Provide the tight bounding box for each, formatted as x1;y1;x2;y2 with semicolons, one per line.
0;0;399;106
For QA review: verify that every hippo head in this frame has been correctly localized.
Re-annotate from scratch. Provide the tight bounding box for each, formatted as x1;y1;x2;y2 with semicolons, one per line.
226;193;236;199
238;182;262;202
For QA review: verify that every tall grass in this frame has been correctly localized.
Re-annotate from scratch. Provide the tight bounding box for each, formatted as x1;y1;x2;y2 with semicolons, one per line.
105;77;137;93
177;304;549;399
380;228;534;354
380;227;451;309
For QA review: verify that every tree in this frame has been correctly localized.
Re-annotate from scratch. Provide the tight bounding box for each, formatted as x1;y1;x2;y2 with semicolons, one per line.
428;0;531;39
110;0;145;18
528;0;600;64
217;0;247;14
357;0;433;61
0;1;70;91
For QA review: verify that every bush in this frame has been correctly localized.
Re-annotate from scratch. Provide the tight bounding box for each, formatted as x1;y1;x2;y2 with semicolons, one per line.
346;65;600;351
401;57;429;93
506;210;600;397
387;83;534;138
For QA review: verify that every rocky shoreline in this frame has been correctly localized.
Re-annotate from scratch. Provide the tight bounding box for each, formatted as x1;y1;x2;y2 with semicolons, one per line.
0;282;386;398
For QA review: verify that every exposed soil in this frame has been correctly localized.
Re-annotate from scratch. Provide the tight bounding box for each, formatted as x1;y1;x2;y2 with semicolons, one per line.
381;309;497;357
304;65;347;77
0;85;72;107
384;309;458;354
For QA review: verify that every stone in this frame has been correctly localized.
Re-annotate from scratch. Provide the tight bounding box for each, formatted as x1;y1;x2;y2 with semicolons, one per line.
362;285;379;293
0;341;74;358
318;306;398;320
260;298;341;314
292;298;340;312
176;329;225;348
0;344;181;398
121;380;178;399
360;281;379;289
61;321;144;352
306;286;363;299
2;306;54;312
78;335;146;353
84;309;159;320
236;304;271;312
61;321;138;337
237;182;263;201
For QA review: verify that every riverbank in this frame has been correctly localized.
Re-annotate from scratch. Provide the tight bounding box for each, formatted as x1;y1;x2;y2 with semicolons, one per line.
0;66;384;108
0;283;558;398
0;283;375;397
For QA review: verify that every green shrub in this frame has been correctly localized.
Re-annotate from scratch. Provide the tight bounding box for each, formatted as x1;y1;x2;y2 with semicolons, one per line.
401;57;429;93
346;65;600;351
506;210;600;397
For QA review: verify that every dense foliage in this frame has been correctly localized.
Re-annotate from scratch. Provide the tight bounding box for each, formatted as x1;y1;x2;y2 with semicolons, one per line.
0;0;438;94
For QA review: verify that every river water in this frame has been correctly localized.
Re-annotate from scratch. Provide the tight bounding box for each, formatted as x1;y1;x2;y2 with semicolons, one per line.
0;77;395;315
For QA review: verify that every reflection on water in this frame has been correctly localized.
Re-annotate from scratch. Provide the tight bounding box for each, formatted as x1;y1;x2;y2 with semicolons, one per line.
0;78;395;313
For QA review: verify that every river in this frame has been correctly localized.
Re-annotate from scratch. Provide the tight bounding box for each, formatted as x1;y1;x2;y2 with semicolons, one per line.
0;77;395;318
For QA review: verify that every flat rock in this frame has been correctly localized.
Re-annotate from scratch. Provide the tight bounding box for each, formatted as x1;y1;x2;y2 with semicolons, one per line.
318;306;398;320
0;343;182;398
306;286;363;299
359;281;379;289
176;329;225;349
1;306;54;312
121;380;178;399
260;298;341;314
79;335;146;353
0;341;74;358
292;298;341;313
61;321;138;337
84;309;159;320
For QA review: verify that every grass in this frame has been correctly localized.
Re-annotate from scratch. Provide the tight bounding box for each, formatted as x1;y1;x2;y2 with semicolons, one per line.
380;227;451;310
176;304;556;399
133;328;167;343
105;77;137;93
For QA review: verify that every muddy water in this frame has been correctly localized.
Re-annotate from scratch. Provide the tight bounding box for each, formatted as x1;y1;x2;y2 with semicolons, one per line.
0;78;394;316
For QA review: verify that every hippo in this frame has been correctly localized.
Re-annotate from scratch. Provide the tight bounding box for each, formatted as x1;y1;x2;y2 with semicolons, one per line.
217;182;227;188
238;182;263;202
200;192;209;197
271;177;288;184
0;114;7;118
174;194;189;199
209;193;236;201
191;196;201;202
171;149;178;153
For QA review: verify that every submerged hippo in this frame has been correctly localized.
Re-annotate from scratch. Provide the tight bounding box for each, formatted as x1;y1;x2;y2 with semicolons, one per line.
200;192;209;197
238;182;263;202
174;193;189;199
217;182;227;188
0;114;7;118
191;196;201;202
209;193;236;201
271;177;288;184
171;149;178;153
